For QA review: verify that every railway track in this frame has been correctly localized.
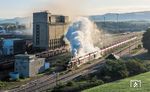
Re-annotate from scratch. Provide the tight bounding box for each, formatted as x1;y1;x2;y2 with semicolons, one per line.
35;46;69;58
0;32;141;71
10;41;141;92
0;46;69;70
9;34;142;92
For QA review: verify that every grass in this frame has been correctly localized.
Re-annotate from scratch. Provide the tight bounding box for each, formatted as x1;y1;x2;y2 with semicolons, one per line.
83;72;150;92
130;48;140;54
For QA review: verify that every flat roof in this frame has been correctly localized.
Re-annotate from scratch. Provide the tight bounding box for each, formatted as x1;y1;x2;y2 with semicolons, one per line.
33;11;51;14
15;54;35;59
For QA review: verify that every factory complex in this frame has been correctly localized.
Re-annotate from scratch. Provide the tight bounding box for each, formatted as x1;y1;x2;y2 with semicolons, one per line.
0;11;69;79
33;11;69;50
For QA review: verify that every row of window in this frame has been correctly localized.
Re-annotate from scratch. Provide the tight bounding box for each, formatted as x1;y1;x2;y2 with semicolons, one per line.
49;39;61;44
36;25;40;45
49;45;61;49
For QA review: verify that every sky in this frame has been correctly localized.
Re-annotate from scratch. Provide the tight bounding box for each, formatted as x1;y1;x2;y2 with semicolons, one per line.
0;0;150;18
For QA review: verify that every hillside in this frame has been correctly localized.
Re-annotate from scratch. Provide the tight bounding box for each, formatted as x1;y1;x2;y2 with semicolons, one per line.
90;11;150;22
96;21;150;33
83;72;150;92
0;17;31;25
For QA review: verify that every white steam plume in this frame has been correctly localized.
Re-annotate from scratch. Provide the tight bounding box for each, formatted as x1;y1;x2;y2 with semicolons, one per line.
66;17;100;57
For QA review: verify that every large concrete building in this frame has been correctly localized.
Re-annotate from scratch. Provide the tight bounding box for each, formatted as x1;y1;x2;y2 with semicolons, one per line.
33;11;69;50
14;54;45;78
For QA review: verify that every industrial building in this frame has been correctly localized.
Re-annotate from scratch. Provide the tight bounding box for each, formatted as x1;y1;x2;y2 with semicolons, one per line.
0;39;26;56
0;26;6;34
14;54;46;78
0;33;15;39
33;11;69;50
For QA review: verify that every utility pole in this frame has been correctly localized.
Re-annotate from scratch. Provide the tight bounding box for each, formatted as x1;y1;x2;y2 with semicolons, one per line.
103;16;106;48
53;72;59;86
56;73;58;86
117;14;119;22
129;42;131;54
116;14;119;32
104;16;106;27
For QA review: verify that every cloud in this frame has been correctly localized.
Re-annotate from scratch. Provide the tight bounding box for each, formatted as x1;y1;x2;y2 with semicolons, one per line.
1;0;150;18
89;6;150;15
31;0;88;18
31;0;150;18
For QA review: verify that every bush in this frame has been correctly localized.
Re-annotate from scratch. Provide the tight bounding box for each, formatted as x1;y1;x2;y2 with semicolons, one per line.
142;28;150;53
100;60;129;80
91;79;104;86
78;79;104;91
125;59;147;75
66;81;76;86
144;62;150;71
84;75;91;80
102;76;111;82
52;82;66;92
0;81;6;89
89;76;98;83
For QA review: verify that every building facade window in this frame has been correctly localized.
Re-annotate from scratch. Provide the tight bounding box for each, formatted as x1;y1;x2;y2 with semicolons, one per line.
49;17;51;22
36;25;40;45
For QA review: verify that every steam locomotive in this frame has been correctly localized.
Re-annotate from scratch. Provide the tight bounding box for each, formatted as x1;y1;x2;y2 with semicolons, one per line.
67;36;137;69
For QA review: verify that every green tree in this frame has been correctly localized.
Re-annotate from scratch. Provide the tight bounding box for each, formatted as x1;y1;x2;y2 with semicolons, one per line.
125;59;147;75
0;81;6;89
66;81;76;86
101;60;129;80
142;28;150;53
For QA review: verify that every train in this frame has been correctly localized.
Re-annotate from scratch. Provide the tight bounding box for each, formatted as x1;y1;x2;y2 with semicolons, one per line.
0;57;14;70
35;46;69;58
67;36;137;69
0;46;69;71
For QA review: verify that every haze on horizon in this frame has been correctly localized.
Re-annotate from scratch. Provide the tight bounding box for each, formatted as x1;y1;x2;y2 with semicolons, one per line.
0;0;150;18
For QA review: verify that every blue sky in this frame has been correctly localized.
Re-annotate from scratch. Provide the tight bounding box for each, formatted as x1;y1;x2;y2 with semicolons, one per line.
0;0;150;18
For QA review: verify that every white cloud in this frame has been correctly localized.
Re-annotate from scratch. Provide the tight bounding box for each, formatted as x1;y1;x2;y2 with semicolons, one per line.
1;0;150;18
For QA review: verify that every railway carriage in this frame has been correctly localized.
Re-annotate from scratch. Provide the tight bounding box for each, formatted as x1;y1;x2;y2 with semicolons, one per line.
67;36;137;69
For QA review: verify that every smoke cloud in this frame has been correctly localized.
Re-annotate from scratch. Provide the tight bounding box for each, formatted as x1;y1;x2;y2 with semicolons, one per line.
66;17;100;57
